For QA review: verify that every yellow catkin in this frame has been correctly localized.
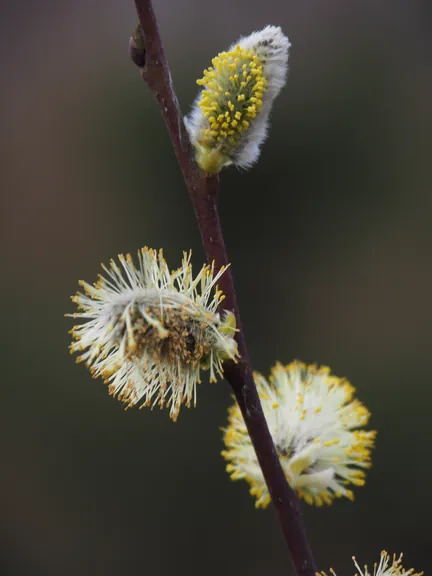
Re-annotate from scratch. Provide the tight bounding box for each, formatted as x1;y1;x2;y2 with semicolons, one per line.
195;45;267;171
222;361;376;508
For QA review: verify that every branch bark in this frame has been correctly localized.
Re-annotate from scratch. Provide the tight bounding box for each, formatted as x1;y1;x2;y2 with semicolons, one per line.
131;3;317;575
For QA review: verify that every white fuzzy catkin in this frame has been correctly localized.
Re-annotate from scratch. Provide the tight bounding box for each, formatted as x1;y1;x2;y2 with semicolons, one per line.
222;361;376;508
68;248;238;420
318;551;423;576
186;25;290;173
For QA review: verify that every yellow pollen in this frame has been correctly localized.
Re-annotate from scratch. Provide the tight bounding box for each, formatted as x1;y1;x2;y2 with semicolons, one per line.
195;44;268;172
222;360;376;509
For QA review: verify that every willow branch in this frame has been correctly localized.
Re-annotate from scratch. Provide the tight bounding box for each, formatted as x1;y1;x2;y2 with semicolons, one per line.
131;3;317;575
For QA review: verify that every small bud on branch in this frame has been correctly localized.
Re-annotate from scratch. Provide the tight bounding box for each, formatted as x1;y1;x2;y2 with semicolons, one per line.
129;24;146;68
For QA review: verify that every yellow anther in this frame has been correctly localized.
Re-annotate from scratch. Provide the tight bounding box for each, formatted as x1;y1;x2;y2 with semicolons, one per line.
195;43;269;161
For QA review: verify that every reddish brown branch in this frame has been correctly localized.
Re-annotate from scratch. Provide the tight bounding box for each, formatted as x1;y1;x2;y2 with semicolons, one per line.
131;3;317;575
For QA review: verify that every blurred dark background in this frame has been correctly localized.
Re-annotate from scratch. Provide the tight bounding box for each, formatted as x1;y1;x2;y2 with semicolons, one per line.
1;0;431;574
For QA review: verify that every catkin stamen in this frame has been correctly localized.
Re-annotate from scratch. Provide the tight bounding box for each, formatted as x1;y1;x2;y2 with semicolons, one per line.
185;25;290;173
196;47;267;155
67;248;239;420
222;361;376;508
